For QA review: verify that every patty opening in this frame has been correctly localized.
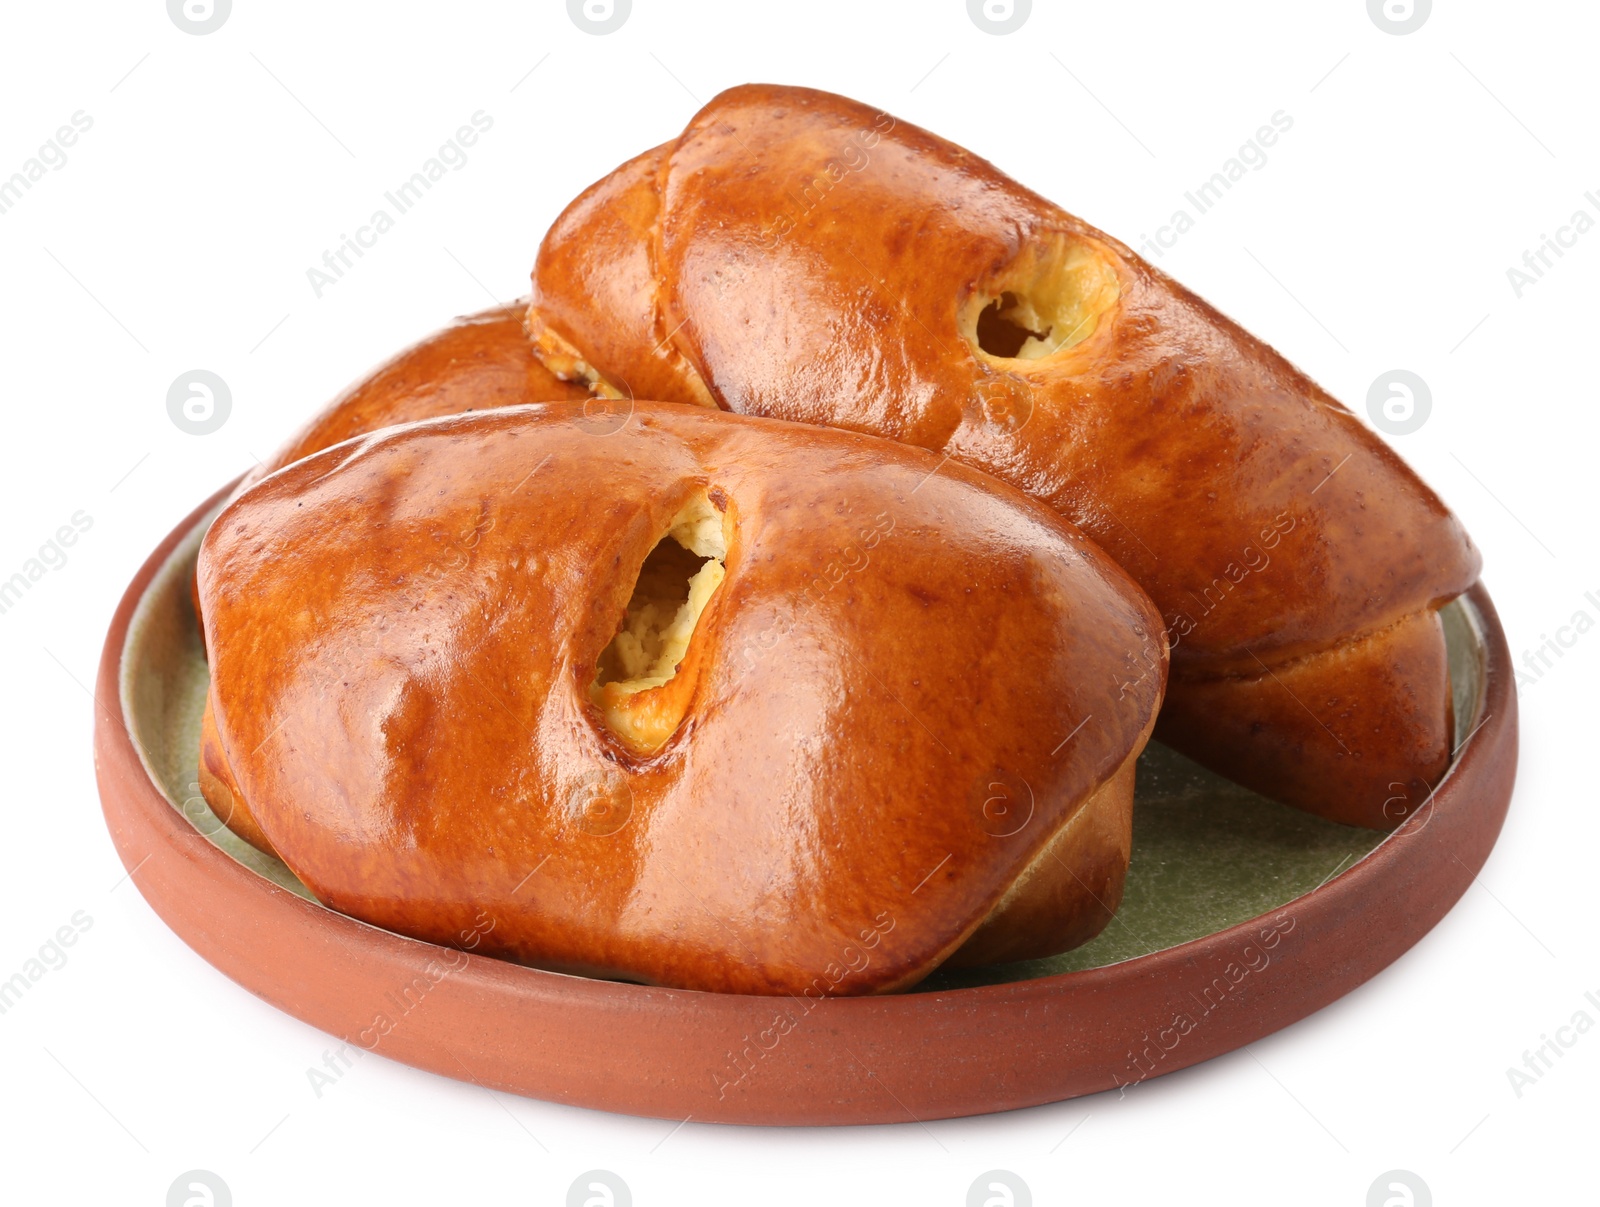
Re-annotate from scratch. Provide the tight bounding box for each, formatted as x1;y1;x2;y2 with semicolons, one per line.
963;234;1120;361
591;491;728;752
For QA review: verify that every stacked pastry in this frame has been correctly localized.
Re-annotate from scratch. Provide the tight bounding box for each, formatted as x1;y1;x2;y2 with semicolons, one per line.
196;85;1477;995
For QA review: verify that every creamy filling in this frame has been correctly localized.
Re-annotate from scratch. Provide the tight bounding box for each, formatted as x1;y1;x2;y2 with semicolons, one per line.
963;234;1120;361
590;492;729;751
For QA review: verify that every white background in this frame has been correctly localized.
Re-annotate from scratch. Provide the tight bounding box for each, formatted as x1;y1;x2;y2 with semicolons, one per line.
1;1;1595;1203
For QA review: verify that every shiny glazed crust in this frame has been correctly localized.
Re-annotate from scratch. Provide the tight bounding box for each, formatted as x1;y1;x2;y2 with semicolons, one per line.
251;300;591;494
190;302;592;625
197;403;1165;994
526;84;1482;827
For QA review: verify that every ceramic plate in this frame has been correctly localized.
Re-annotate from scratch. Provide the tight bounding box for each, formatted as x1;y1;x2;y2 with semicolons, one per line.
95;485;1518;1124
